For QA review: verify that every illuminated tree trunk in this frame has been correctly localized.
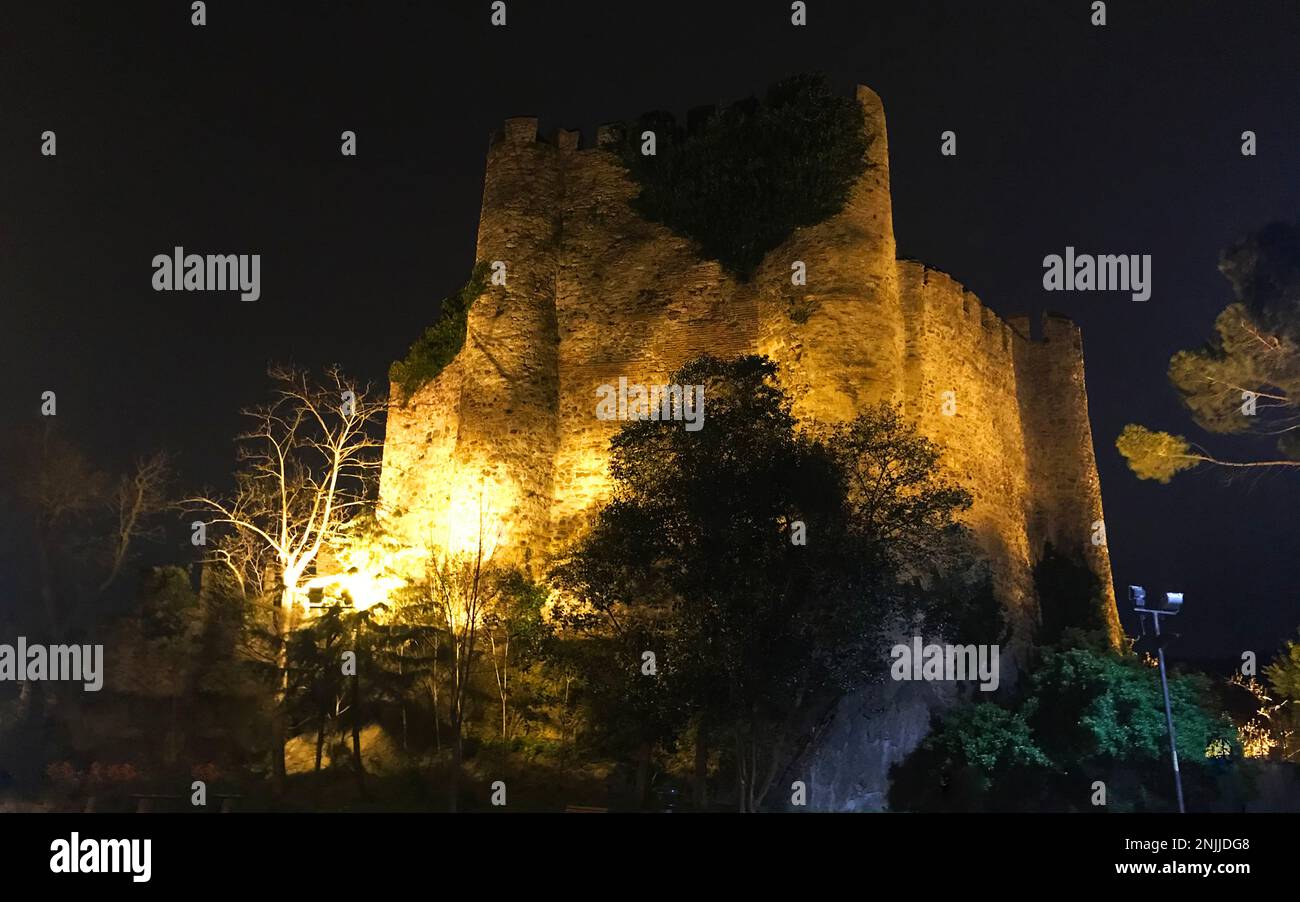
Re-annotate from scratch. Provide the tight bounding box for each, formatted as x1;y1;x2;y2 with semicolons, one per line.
314;705;327;774
185;366;384;801
270;587;290;799
732;724;780;813
448;620;467;813
449;705;463;813
398;651;408;752
351;622;365;797
489;631;510;739
430;678;441;753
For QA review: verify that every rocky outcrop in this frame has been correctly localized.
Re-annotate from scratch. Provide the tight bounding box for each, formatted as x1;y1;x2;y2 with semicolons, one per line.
788;678;956;812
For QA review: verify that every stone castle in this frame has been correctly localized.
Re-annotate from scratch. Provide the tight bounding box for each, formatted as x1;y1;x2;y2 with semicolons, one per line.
378;85;1122;648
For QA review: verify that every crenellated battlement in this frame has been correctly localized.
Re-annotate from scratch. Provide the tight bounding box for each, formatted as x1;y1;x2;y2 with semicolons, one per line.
485;117;650;154
897;260;1033;361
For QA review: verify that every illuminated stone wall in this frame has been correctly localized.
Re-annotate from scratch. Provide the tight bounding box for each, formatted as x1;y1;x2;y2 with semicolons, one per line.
378;85;1121;647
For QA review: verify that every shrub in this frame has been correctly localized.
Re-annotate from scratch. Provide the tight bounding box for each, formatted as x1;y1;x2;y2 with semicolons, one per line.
86;762;142;785
46;761;82;787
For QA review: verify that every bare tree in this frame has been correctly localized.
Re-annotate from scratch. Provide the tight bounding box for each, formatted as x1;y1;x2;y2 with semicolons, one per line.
99;451;171;592
4;424;169;637
188;365;384;797
486;617;511;740
207;517;276;608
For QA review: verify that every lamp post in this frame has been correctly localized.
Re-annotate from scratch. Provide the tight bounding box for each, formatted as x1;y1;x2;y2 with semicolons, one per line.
1131;585;1185;814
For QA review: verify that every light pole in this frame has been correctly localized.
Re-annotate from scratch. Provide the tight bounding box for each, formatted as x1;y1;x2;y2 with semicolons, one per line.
1131;585;1185;814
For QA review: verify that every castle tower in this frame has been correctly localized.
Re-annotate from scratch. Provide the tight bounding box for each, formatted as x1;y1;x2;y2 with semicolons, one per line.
379;84;1120;649
757;85;904;421
897;264;1040;641
546;121;760;554
378;119;561;574
449;118;562;571
1012;312;1123;647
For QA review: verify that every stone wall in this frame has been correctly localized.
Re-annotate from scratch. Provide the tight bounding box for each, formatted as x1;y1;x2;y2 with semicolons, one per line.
378;84;1121;649
1012;313;1123;645
896;262;1039;639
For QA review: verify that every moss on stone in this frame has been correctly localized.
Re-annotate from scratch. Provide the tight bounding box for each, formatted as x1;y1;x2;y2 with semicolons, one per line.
390;262;490;400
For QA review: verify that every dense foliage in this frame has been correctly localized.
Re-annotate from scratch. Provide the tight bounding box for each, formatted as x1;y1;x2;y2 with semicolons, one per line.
8;356;1294;813
614;74;869;278
890;637;1240;812
551;354;983;809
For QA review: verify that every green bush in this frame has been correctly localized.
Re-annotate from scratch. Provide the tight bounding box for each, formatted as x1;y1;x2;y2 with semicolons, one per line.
890;642;1241;812
389;262;490;400
612;74;869;279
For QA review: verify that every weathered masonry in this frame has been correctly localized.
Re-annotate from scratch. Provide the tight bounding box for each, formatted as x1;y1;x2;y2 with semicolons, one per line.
379;85;1122;648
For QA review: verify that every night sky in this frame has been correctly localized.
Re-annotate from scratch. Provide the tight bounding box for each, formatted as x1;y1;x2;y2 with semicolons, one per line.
3;1;1298;661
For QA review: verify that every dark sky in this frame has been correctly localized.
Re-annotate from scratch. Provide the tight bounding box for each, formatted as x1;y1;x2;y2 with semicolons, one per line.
3;0;1298;660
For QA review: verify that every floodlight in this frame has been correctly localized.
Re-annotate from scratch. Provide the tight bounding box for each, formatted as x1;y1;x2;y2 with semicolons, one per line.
1129;583;1187;813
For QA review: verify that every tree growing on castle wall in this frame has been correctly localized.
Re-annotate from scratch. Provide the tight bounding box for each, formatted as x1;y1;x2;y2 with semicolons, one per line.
187;365;384;799
1119;222;1300;482
551;355;978;811
614;73;868;278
